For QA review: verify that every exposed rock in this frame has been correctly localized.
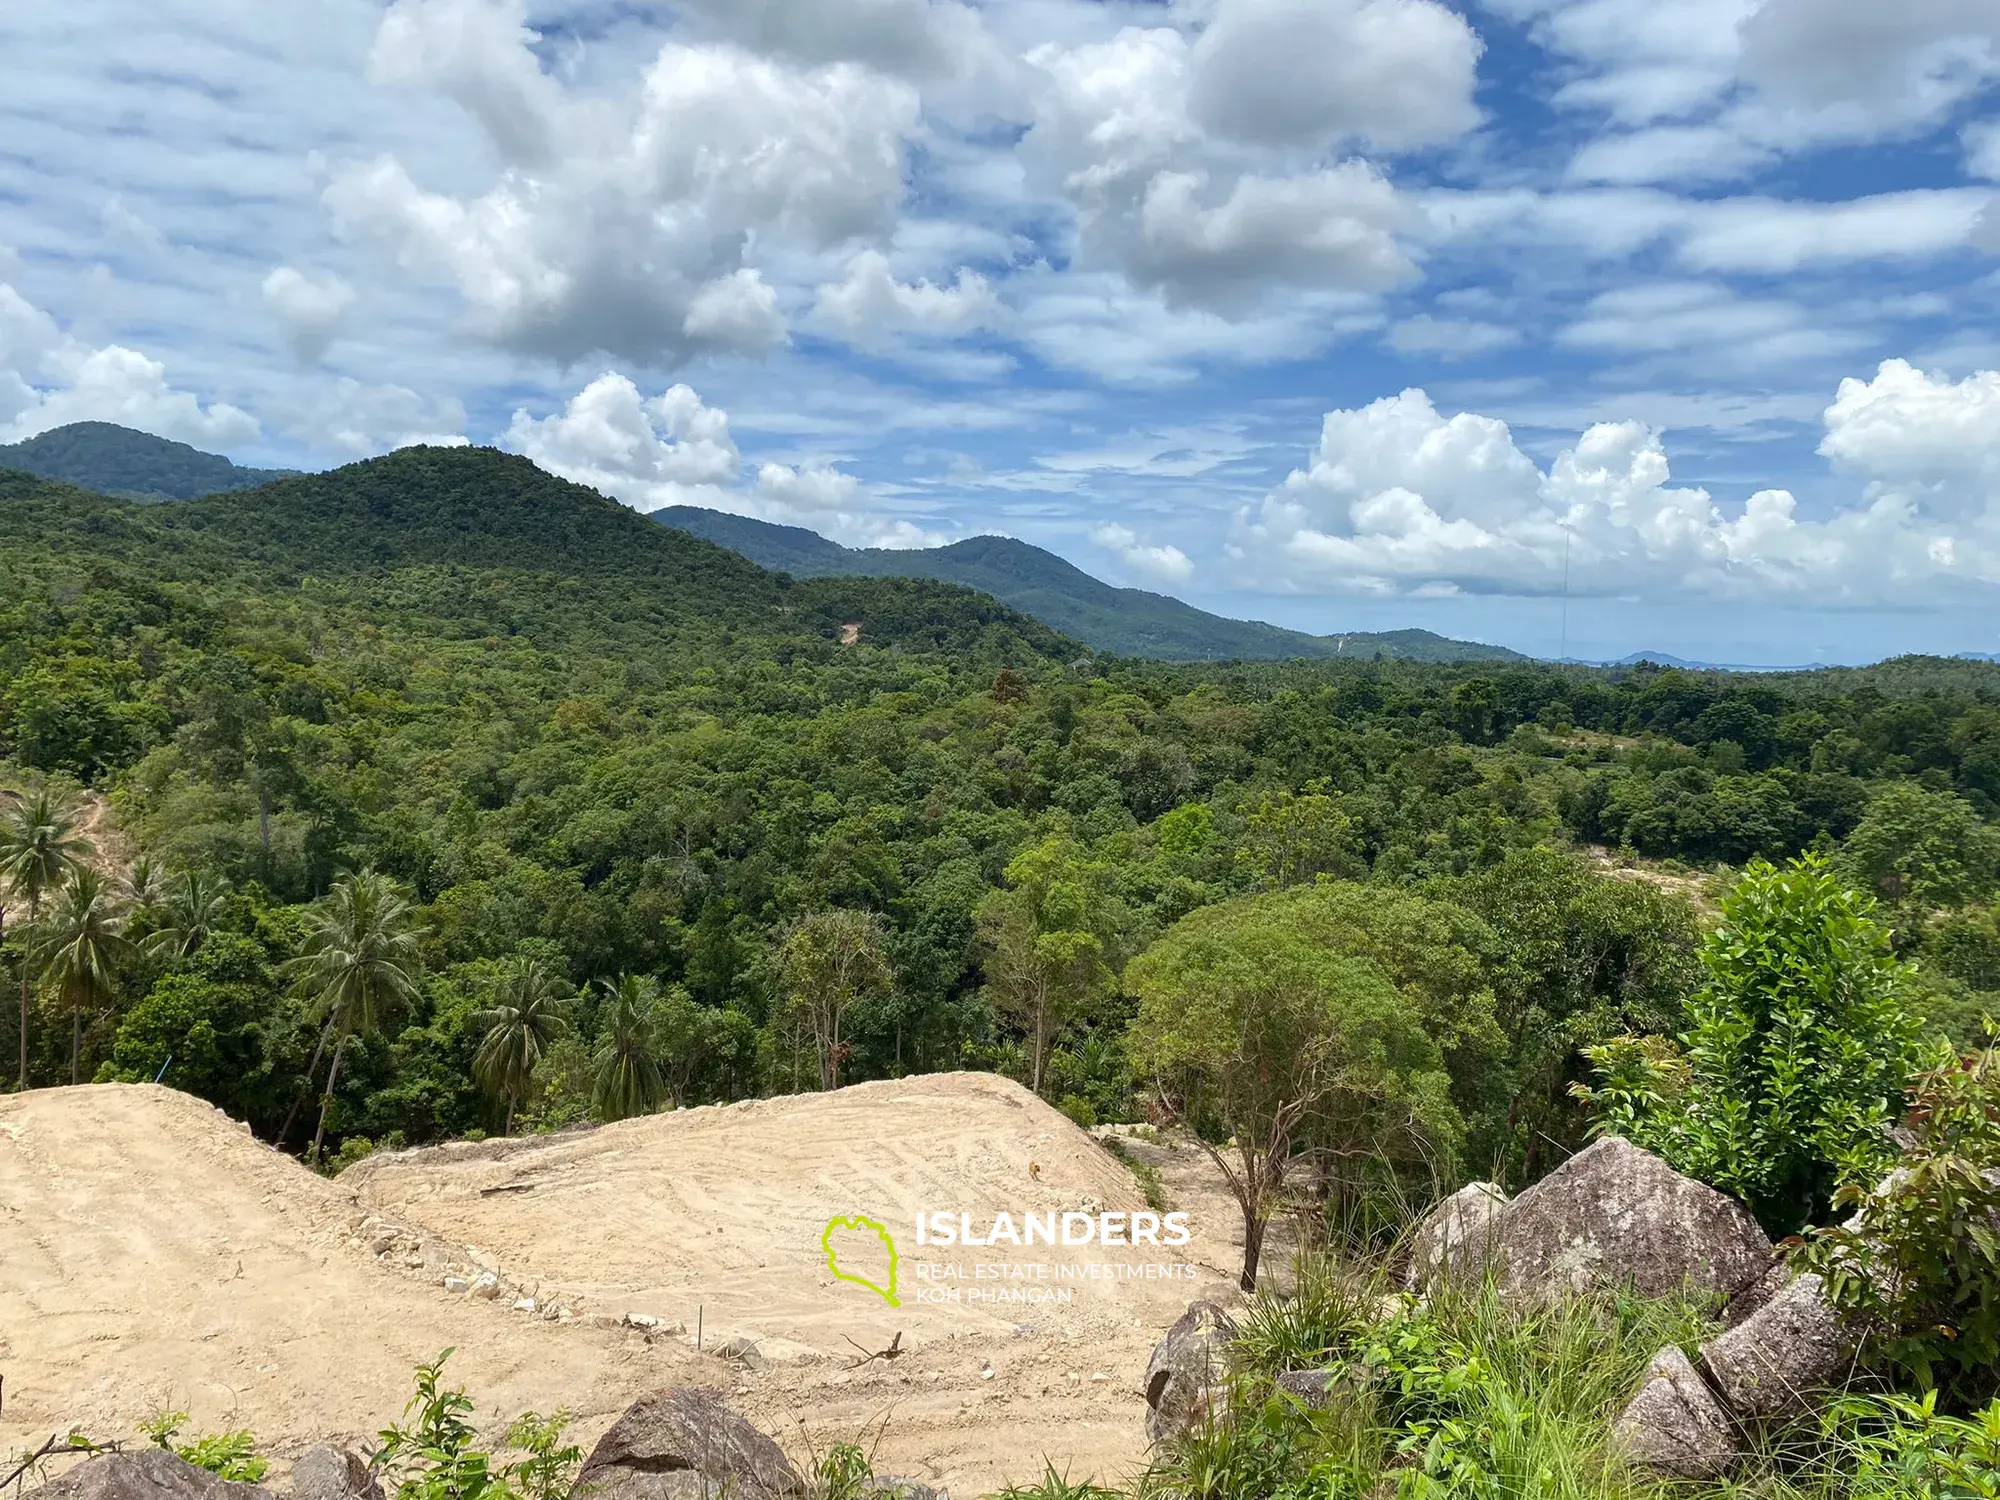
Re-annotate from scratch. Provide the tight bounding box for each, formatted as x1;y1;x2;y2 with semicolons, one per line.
574;1389;804;1500
714;1335;764;1370
1405;1182;1509;1288
1273;1368;1360;1411
1701;1271;1860;1420
1611;1345;1741;1480
441;1276;470;1294
469;1271;502;1300
1719;1259;1788;1331
1485;1137;1772;1301
1143;1301;1237;1444
289;1447;382;1500
26;1451;273;1500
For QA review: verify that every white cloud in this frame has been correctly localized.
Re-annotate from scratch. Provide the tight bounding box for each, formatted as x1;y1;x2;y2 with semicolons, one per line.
751;459;945;547
812;250;1001;346
1386;315;1521;360
1557;281;1867;367
1967;120;2000;181
502;372;741;508
1567;126;1776;186
1673;189;1997;272
324;0;922;363
293;378;467;456
262;267;357;363
0;283;257;447
1232;361;2000;604
1091;521;1195;582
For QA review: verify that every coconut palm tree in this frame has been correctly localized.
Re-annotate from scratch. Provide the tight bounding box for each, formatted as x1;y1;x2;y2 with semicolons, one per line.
37;866;134;1084
591;973;665;1123
472;955;573;1135
122;853;170;912
285;870;425;1167
0;787;90;1089
139;868;234;962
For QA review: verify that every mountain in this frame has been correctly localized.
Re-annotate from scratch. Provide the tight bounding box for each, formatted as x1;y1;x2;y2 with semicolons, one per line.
652;506;1523;663
0;421;296;501
0;448;1074;663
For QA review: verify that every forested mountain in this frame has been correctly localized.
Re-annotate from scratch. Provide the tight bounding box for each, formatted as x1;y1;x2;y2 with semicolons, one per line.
2;444;1998;1197
0;421;295;500
654;504;1521;664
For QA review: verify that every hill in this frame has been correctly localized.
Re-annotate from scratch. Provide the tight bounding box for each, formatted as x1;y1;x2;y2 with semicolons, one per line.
652;505;1522;664
0;421;295;500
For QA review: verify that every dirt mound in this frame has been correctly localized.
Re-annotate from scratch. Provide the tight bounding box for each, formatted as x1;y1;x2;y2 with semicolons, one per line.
3;1077;1244;1496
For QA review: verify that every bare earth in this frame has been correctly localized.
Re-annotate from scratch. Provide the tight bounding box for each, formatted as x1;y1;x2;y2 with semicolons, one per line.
1;1076;1253;1496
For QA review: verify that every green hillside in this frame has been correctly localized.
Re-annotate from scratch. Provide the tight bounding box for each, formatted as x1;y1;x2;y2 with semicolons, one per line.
0;421;295;500
652;505;1523;664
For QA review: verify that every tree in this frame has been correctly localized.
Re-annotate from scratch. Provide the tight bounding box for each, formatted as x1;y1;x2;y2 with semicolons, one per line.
0;786;90;1088
1127;893;1461;1290
1840;783;2000;916
286;870;424;1166
1576;853;1924;1233
978;834;1121;1096
1236;781;1363;890
777;909;892;1091
471;955;573;1134
592;973;665;1122
140;868;234;962
38;866;135;1083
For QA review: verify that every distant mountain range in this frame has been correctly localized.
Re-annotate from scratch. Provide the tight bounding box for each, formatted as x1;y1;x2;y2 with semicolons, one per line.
0;421;298;501
0;423;1525;663
652;506;1523;664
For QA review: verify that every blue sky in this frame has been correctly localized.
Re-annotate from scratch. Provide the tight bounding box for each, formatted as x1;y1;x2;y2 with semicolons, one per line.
2;0;1999;665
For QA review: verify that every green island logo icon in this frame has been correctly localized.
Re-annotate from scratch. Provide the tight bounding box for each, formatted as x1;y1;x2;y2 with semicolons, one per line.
822;1213;900;1307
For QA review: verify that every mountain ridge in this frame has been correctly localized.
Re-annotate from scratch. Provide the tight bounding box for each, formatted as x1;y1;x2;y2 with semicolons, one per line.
0;421;296;500
651;504;1523;664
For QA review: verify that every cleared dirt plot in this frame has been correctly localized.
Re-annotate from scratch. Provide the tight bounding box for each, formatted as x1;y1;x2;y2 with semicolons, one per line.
2;1076;1249;1496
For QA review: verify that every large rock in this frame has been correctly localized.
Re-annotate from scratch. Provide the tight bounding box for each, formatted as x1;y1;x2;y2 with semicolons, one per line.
1611;1345;1741;1480
1483;1138;1773;1301
27;1452;273;1500
1405;1181;1509;1289
575;1390;805;1500
1273;1368;1362;1412
1143;1301;1237;1444
1701;1271;1860;1420
288;1448;381;1500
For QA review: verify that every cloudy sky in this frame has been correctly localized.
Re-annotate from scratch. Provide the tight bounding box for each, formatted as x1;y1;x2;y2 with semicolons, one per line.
3;0;1999;664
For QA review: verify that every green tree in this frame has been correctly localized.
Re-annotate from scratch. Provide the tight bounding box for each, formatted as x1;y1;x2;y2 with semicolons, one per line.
1841;783;2000;916
286;870;425;1166
592;973;664;1122
1127;893;1461;1290
1236;781;1362;890
0;784;90;1088
38;865;135;1083
471;955;573;1135
978;833;1121;1096
1577;853;1924;1232
139;868;234;962
777;909;893;1091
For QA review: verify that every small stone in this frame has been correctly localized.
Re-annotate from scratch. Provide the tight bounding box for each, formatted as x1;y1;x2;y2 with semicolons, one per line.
513;1297;537;1313
442;1275;471;1294
470;1271;502;1300
625;1312;664;1330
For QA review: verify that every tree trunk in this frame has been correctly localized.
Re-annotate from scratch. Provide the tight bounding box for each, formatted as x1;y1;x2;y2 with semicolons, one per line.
1239;1198;1267;1293
279;1013;341;1148
505;1098;515;1137
309;1034;347;1168
70;1007;80;1085
1030;1004;1049;1096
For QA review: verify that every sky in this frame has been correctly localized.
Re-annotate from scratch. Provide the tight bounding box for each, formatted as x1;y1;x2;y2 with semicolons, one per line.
2;0;1999;666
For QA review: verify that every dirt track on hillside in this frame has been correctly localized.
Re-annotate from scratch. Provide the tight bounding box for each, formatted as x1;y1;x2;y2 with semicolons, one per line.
1;1077;1252;1495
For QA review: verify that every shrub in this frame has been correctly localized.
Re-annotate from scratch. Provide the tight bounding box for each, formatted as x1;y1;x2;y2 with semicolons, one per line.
373;1351;578;1500
1792;1045;2000;1404
1574;854;1923;1233
140;1412;268;1483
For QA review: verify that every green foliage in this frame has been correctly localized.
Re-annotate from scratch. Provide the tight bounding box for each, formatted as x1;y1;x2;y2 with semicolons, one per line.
140;1411;269;1483
1816;1391;2000;1498
811;1442;877;1500
470;956;573;1132
0;421;293;501
1794;1045;2000;1403
592;973;665;1122
1575;854;1924;1232
1841;784;2000;917
372;1351;578;1500
778;908;893;1091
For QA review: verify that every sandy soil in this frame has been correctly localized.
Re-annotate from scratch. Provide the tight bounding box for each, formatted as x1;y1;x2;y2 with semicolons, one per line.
2;1076;1256;1497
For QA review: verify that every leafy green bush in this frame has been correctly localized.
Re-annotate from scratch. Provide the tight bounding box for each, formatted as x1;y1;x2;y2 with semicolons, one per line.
373;1351;578;1500
1574;853;1923;1233
140;1411;268;1483
1817;1391;2000;1498
1057;1094;1098;1129
1793;1045;2000;1403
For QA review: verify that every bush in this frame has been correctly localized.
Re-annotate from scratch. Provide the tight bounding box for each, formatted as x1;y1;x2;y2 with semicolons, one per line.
140;1412;268;1484
1792;1045;2000;1404
1574;853;1924;1233
373;1351;579;1500
1057;1093;1097;1129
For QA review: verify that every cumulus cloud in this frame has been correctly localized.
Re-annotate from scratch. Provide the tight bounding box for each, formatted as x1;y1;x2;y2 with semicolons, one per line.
0;283;258;447
1021;0;1476;314
325;0;921;364
1386;315;1521;360
503;373;741;508
1091;522;1195;582
292;378;467;457
262;267;357;363
813;251;1001;347
1232;361;2000;604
